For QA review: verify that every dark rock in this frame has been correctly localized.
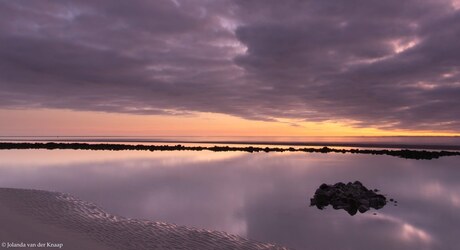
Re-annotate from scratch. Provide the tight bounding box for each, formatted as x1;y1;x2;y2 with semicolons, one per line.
310;181;388;215
1;142;459;160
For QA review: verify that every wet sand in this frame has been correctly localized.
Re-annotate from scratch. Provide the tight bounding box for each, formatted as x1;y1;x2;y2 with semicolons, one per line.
0;188;288;250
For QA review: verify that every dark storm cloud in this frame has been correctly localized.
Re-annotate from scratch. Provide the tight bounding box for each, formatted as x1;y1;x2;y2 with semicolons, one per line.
1;0;460;131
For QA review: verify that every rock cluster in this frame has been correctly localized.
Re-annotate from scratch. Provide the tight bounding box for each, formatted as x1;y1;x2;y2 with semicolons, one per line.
1;142;458;159
310;181;387;215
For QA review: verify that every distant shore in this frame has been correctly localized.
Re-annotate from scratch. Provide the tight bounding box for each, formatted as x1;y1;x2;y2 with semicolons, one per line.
0;187;288;250
1;142;459;160
1;137;460;150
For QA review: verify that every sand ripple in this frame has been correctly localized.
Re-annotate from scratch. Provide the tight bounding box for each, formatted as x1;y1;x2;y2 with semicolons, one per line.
0;188;289;250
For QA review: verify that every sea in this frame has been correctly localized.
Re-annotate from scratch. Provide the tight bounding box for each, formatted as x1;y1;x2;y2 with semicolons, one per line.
0;136;459;250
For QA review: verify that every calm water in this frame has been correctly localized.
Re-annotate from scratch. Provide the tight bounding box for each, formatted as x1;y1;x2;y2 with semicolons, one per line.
2;136;460;148
1;149;459;250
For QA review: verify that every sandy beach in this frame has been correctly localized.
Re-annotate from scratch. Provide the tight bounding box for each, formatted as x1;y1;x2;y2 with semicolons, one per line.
0;188;288;250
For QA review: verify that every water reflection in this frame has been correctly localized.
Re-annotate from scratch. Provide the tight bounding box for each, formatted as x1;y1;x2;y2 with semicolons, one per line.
0;149;459;250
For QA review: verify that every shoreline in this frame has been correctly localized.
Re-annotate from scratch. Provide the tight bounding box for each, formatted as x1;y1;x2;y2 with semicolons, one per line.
1;138;460;151
1;142;460;160
0;187;288;250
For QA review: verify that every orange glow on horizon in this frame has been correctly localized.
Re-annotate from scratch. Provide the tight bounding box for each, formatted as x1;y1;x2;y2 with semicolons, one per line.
0;108;458;137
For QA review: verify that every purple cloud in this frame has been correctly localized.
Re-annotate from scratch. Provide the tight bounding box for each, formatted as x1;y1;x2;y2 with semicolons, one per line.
1;0;459;131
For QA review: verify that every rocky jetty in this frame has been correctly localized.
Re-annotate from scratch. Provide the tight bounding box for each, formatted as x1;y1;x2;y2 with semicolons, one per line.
0;142;459;160
310;181;388;215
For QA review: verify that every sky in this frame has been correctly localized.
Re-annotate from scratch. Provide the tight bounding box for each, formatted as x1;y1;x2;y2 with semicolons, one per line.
1;0;460;136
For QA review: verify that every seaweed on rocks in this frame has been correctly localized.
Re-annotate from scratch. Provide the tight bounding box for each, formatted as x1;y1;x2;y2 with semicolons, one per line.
0;142;459;160
310;181;391;215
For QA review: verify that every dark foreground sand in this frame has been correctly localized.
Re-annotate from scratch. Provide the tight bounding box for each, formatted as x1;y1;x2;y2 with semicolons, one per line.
0;188;288;250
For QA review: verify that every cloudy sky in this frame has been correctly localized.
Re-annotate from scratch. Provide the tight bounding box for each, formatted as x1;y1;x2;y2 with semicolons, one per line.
1;0;460;136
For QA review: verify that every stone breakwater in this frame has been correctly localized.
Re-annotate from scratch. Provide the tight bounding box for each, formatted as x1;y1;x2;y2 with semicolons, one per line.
1;142;460;159
0;188;288;250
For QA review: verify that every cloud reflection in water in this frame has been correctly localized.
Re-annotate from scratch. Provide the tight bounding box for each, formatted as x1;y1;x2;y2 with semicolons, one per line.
0;149;459;250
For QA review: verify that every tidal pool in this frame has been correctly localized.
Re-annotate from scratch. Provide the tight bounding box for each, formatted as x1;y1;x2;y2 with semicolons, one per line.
0;149;459;250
